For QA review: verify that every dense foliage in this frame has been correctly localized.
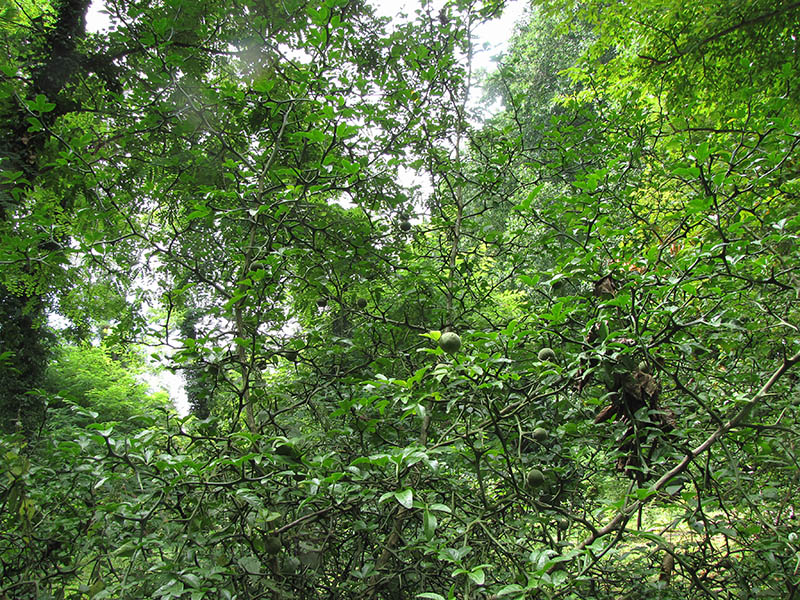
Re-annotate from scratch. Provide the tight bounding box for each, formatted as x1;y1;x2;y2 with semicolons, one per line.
1;0;799;598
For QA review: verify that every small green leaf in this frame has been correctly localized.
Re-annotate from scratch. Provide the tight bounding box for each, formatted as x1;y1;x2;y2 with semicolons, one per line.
186;206;211;220
181;573;202;588
420;330;442;341
27;117;43;132
423;510;437;540
497;584;524;596
237;555;262;574
29;94;56;113
634;487;657;500
253;78;275;94
395;488;413;509
467;568;485;585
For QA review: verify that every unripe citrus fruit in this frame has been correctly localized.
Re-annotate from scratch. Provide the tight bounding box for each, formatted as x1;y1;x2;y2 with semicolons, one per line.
526;468;545;488
264;535;283;555
538;347;556;362
439;332;461;354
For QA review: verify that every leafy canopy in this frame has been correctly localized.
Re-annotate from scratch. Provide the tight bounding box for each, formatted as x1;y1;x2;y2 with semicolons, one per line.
1;0;799;598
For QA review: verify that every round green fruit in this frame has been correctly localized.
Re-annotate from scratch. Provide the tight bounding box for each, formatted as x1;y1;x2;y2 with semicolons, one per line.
526;468;545;488
537;347;556;362
556;516;569;530
532;427;548;442
275;444;301;461
399;220;412;232
316;297;327;308
439;332;462;354
356;298;367;309
283;555;301;573
264;534;283;555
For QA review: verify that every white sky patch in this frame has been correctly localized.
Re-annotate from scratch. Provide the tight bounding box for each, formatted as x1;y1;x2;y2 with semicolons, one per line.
87;0;111;33
370;0;526;74
471;2;526;73
141;360;190;416
87;0;525;71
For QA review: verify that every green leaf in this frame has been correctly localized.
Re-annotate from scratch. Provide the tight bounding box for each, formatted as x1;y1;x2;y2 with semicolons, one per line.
395;488;413;509
423;510;437;540
237;556;262;574
181;573;202;588
497;584;524;596
421;330;442;341
514;183;543;211
467;568;485;586
28;94;56;113
186;206;211;220
673;166;700;179
253;78;275;94
27;116;43;132
695;141;710;163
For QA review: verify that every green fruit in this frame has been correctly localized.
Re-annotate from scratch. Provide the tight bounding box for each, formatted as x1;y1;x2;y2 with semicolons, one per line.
556;516;569;530
264;534;283;555
356;298;367;309
439;332;462;354
283;555;301;573
526;468;545;488
316;297;327;308
399;220;412;231
283;350;298;361
532;427;547;442
537;347;556;362
275;444;301;461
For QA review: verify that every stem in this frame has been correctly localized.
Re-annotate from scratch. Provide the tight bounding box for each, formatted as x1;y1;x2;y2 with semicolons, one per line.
445;8;474;329
232;103;294;433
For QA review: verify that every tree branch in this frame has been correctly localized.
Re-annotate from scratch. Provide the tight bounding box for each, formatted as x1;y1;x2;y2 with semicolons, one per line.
567;349;800;559
638;2;800;65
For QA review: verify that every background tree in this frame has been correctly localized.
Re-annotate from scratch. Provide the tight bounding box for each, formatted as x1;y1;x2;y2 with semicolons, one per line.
1;0;799;599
